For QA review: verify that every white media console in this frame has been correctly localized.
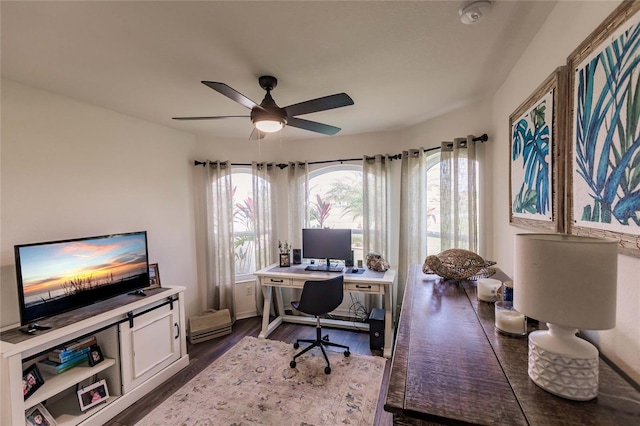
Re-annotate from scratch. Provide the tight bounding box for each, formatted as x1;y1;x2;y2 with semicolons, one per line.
0;286;189;426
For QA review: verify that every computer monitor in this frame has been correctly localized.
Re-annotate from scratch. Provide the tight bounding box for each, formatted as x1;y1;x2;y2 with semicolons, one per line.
302;228;352;272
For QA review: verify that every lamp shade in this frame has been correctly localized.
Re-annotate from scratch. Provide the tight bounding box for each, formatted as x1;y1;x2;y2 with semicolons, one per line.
514;233;617;330
254;119;284;133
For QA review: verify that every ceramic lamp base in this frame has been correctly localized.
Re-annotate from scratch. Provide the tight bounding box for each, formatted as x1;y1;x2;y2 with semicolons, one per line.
527;325;599;401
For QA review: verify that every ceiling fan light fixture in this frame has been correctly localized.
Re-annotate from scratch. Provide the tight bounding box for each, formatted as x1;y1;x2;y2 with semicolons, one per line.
251;103;287;133
254;118;284;133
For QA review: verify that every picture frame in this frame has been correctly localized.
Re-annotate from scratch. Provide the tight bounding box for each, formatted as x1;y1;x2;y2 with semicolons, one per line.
567;1;640;257
87;344;104;367
148;263;161;288
279;252;290;267
509;66;567;233
23;363;44;401
77;379;109;411
25;403;56;426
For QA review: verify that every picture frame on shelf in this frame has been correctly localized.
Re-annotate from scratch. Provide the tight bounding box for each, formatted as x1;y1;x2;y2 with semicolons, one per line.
25;403;56;426
23;363;44;401
77;379;109;411
87;344;104;367
148;263;161;288
509;66;567;233
279;253;290;267
567;1;640;257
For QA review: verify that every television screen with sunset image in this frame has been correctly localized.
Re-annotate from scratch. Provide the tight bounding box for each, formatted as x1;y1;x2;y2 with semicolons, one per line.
15;231;149;326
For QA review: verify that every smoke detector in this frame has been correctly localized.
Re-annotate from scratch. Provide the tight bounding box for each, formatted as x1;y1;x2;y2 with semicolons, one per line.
459;0;493;24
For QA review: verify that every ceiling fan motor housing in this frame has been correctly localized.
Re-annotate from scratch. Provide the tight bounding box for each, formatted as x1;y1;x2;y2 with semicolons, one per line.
251;81;287;125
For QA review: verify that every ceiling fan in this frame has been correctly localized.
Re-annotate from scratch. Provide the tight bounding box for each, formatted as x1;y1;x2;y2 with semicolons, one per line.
173;76;354;136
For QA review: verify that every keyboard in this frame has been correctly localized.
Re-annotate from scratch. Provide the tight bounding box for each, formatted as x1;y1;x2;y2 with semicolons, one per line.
305;265;344;272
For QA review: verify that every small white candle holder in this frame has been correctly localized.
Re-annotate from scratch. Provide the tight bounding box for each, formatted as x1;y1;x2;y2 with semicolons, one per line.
495;301;527;337
477;278;501;302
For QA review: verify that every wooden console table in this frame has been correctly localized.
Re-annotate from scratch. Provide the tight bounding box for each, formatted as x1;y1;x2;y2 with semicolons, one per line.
384;264;640;425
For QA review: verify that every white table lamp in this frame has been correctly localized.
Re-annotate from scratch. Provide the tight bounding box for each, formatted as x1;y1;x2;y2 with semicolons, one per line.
514;233;617;401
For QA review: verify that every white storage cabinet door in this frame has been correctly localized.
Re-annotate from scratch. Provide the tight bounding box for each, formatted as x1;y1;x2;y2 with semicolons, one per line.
119;301;180;393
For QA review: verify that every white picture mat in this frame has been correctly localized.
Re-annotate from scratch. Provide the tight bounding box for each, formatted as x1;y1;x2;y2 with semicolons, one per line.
77;378;109;411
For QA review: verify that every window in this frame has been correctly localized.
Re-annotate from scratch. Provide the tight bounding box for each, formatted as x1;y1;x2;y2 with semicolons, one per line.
231;169;257;280
308;165;364;264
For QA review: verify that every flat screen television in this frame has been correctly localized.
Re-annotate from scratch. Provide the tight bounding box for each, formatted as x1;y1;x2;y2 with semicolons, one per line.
14;231;150;327
302;228;352;271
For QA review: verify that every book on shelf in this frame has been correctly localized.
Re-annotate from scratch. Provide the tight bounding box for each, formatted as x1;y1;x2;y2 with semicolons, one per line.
38;352;88;375
49;335;96;361
48;346;91;363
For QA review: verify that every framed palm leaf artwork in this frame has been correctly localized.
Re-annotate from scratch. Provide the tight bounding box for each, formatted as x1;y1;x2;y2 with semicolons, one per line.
568;1;640;257
509;66;567;232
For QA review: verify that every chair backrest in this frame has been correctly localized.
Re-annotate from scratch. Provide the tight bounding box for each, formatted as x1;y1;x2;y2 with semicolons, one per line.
295;276;344;317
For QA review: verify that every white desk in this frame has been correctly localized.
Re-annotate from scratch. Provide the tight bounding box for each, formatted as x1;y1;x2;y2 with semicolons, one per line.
254;264;396;358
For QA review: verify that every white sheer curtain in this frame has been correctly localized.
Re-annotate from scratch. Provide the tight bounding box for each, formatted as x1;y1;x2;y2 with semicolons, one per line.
286;162;309;309
398;148;435;316
252;162;278;315
440;136;478;252
196;161;236;321
288;161;309;247
363;154;390;311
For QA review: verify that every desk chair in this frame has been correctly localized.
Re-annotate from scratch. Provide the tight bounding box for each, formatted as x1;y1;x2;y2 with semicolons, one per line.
289;276;351;374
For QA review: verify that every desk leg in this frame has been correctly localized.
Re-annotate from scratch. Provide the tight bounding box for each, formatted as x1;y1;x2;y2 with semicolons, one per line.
259;285;272;339
274;286;285;316
384;287;393;358
259;284;283;339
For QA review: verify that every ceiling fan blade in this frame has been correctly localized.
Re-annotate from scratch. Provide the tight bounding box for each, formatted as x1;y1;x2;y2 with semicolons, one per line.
287;117;341;135
172;115;249;120
284;93;354;117
202;81;265;111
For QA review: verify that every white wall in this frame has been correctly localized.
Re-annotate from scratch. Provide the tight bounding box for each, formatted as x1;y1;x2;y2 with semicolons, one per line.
0;79;200;327
491;0;640;383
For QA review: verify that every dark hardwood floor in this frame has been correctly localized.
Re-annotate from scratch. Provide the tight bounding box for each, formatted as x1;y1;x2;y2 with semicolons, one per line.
104;316;393;425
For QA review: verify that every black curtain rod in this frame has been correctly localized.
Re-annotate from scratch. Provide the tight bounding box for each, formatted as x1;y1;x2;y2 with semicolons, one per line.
194;133;488;169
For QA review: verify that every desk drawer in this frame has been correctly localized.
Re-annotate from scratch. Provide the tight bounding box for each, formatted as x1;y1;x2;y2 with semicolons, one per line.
291;279;306;289
264;277;291;286
345;283;381;293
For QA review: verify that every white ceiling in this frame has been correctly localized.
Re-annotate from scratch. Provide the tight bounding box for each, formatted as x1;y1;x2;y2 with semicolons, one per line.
1;1;556;140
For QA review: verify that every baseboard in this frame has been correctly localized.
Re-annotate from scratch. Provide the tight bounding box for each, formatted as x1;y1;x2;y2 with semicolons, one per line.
235;310;258;320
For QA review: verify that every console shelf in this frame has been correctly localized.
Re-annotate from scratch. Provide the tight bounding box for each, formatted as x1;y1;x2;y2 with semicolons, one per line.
1;286;189;426
53;395;119;426
25;358;116;410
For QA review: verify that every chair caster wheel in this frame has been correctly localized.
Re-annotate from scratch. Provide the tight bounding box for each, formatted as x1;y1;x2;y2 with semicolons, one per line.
293;342;299;349
290;360;296;368
324;366;331;374
344;351;350;357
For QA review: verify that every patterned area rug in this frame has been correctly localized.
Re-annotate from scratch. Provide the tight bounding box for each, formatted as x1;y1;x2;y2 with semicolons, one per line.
136;336;386;426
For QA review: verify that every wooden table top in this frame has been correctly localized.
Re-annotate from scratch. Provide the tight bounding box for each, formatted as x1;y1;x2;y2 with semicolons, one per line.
385;264;640;425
